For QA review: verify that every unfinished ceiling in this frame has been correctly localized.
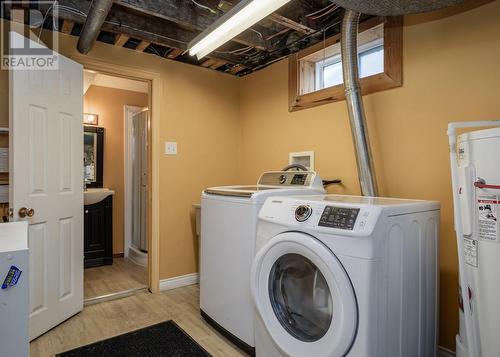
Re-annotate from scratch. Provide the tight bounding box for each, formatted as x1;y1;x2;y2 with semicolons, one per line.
1;1;366;76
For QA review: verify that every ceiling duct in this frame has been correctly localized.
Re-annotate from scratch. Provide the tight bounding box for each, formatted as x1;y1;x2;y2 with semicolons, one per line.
77;0;114;54
334;0;465;16
340;0;464;196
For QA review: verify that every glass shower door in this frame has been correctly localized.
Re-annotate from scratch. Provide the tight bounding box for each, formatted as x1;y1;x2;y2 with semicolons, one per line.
131;109;148;252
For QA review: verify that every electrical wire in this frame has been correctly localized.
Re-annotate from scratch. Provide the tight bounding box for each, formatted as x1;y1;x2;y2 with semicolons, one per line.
261;17;343;59
146;45;163;57
241;16;343;73
37;0;58;41
215;45;254;55
250;28;264;40
264;28;290;41
191;0;218;14
305;3;336;18
308;5;338;21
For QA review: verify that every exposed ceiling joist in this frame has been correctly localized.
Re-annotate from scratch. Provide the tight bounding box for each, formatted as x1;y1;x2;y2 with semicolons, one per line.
268;13;315;35
167;48;184;59
228;64;246;75
135;40;150;52
42;0;197;50
201;58;216;68
114;0;267;50
60;20;74;35
25;0;346;76
201;57;226;69
209;59;227;70
113;33;130;46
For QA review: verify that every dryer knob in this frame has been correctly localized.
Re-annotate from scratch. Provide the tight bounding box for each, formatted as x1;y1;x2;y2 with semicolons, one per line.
295;205;312;222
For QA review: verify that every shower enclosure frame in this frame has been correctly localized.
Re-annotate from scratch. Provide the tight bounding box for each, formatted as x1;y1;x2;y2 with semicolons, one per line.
124;105;149;266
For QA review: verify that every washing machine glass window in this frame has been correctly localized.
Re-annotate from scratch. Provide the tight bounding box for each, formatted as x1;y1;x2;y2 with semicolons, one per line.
268;253;333;342
251;232;358;356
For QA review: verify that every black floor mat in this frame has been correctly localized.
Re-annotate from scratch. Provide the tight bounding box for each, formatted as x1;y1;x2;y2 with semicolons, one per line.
57;320;212;357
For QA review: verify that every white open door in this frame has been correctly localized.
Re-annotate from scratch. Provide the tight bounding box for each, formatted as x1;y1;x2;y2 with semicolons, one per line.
9;32;84;340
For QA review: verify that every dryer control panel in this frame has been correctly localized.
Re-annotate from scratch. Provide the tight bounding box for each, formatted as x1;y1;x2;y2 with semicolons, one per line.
257;171;318;187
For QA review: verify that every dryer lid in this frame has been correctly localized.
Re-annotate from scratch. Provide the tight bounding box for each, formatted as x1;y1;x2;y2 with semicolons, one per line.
251;232;358;357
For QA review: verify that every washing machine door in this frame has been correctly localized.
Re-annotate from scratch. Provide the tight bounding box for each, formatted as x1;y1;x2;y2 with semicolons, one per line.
251;232;358;357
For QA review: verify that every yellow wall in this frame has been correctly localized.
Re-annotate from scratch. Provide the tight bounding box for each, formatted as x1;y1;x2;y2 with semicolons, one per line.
0;30;242;280
238;1;500;349
84;85;148;255
58;39;242;279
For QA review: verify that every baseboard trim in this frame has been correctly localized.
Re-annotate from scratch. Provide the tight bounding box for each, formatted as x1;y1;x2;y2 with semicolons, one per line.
113;253;124;258
439;346;456;357
159;273;199;291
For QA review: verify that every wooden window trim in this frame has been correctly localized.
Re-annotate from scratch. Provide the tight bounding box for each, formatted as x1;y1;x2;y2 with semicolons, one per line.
289;16;402;112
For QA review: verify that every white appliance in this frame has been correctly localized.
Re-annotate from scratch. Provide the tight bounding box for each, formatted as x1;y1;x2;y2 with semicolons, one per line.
251;195;440;357
448;122;500;357
200;171;325;354
0;222;29;357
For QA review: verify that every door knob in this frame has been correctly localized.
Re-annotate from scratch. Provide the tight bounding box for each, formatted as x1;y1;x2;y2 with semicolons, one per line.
19;207;35;218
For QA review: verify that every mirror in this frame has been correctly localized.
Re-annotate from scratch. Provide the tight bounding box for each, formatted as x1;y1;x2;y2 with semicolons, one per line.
84;132;97;182
84;126;104;188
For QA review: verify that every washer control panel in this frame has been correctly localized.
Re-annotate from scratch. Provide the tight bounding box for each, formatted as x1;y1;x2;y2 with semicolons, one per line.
259;196;383;236
318;206;360;230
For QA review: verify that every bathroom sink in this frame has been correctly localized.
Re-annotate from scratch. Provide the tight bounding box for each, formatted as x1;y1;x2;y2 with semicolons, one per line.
84;188;115;205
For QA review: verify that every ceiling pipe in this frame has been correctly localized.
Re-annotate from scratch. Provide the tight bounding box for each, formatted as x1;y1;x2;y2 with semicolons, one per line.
77;0;114;54
341;9;378;197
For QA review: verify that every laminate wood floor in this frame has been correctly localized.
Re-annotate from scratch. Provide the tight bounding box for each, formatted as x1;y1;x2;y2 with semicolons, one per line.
30;285;247;357
84;257;148;300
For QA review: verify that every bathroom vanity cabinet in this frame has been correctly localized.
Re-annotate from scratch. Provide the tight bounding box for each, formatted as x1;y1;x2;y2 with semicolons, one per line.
84;195;113;268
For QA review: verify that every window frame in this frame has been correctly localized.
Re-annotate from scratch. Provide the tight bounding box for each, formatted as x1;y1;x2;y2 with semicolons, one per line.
289;16;402;112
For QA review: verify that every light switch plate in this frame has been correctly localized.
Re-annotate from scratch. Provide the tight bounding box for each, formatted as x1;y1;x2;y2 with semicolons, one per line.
165;141;177;155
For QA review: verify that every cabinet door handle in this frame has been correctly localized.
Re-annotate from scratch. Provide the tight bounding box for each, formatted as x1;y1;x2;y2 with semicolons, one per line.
85;210;89;214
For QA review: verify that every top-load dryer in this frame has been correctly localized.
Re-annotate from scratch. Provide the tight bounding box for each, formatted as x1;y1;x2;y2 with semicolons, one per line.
200;170;325;354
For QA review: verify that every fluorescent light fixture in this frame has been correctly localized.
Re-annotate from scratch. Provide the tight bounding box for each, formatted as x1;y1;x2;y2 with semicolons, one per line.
188;0;291;59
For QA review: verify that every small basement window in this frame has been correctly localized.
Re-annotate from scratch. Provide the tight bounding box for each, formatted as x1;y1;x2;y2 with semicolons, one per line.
289;17;402;111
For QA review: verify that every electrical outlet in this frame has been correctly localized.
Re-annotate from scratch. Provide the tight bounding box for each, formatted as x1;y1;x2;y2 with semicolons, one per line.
165;141;177;155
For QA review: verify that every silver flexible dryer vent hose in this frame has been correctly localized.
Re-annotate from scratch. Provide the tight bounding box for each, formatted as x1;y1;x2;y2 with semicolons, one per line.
341;9;379;197
77;0;114;54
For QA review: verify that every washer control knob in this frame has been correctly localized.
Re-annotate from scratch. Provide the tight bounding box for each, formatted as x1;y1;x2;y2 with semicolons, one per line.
295;205;312;222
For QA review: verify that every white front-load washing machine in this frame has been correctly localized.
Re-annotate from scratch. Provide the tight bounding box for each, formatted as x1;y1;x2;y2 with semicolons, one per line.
200;171;325;355
251;195;440;357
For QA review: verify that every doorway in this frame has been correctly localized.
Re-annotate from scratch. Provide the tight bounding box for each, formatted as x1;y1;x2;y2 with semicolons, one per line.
82;69;151;303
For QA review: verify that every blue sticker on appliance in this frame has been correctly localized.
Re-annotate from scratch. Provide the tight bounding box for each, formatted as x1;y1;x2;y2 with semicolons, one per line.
2;265;22;289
